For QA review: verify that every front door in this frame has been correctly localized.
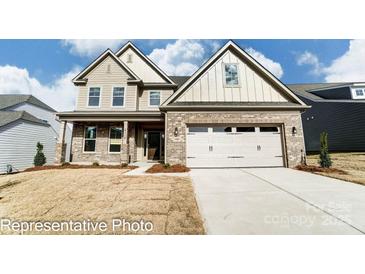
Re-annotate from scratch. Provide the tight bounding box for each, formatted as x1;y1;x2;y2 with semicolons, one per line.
147;132;162;160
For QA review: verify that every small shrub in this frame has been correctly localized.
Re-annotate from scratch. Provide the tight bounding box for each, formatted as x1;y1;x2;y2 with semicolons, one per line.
163;163;171;169
121;163;128;168
92;161;99;166
33;142;46;166
319;132;332;168
61;162;70;167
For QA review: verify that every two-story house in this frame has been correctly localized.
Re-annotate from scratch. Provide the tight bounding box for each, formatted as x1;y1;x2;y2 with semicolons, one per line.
56;40;309;168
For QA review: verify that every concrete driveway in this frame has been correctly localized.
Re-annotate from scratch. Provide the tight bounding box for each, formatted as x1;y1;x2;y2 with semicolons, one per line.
190;168;365;234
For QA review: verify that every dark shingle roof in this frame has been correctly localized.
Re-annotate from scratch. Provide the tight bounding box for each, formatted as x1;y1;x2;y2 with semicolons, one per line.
0;94;56;112
169;76;190;89
0;111;49;128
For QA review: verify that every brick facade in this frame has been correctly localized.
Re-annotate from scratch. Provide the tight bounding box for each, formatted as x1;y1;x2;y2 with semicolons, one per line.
71;122;134;164
165;111;306;168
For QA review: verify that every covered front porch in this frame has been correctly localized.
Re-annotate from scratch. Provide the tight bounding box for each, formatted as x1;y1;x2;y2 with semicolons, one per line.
55;111;166;165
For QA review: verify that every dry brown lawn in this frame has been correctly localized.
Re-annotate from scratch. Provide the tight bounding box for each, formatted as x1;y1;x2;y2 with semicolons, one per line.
306;152;365;186
0;169;204;235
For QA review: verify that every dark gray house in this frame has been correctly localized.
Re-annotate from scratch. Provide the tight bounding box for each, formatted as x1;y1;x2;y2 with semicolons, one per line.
288;83;365;152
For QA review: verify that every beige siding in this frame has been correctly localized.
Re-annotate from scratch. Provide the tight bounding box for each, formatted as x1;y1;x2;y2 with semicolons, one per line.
177;49;288;103
119;48;167;83
138;89;174;111
76;56;137;111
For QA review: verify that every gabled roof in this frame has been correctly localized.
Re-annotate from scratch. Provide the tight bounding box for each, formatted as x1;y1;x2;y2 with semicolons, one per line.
0;111;49;128
162;40;307;108
72;49;141;85
115;41;176;85
0;94;56;112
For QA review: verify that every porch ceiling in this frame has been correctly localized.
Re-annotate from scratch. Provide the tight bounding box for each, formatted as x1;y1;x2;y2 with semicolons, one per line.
56;111;164;122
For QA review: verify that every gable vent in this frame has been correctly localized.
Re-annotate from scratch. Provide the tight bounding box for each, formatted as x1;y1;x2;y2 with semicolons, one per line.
106;64;111;73
127;54;133;63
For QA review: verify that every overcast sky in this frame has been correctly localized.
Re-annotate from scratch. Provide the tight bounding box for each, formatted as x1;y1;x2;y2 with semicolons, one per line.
0;39;363;111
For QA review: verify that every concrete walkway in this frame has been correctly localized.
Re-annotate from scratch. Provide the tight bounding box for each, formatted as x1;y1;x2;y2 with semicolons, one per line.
190;168;365;235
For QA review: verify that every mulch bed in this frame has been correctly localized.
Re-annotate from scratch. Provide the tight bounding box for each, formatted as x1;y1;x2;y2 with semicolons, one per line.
295;164;348;175
145;164;190;173
23;164;138;173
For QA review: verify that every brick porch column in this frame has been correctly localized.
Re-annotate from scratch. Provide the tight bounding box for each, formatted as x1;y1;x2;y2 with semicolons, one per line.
121;121;129;163
128;123;136;162
55;120;67;164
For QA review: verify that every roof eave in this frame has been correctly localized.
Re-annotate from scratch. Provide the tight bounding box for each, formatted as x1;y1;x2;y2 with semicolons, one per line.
159;105;311;111
56;111;164;122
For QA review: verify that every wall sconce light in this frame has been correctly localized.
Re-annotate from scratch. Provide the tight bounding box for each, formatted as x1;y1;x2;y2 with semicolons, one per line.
144;133;147;139
161;133;165;139
292;126;297;135
174;127;178;137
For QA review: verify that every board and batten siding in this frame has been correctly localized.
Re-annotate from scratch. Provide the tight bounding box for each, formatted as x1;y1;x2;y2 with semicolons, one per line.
176;50;288;103
0;121;57;173
76;56;137;111
138;89;174;111
118;48;166;83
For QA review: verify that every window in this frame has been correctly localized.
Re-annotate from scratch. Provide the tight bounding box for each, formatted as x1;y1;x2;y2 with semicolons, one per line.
224;64;239;86
84;126;97;152
237;127;255;132
149;91;160;106
213;127;232;132
188;127;208;133
356;89;364;96
112;87;125;107
260;127;278;132
88;87;100;107
109;127;123;152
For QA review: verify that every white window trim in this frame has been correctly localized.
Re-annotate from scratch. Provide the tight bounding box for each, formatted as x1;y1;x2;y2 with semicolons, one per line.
110;86;126;108
352;87;365;99
108;126;123;154
83;125;97;153
222;63;241;88
148;90;161;107
87;87;102;108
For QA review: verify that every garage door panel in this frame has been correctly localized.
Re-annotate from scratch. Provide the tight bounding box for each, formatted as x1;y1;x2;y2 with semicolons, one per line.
186;126;284;168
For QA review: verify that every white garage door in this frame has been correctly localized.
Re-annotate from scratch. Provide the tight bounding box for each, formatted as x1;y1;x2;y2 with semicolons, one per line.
186;126;284;168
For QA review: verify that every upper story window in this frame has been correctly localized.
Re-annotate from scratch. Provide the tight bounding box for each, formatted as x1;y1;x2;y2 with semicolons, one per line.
84;126;97;152
149;91;161;106
88;87;101;107
112;87;125;107
224;63;239;86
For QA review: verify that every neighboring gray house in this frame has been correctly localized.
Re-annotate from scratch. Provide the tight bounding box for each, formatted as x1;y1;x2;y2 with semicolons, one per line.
0;95;71;173
288;83;365;152
56;40;309;168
